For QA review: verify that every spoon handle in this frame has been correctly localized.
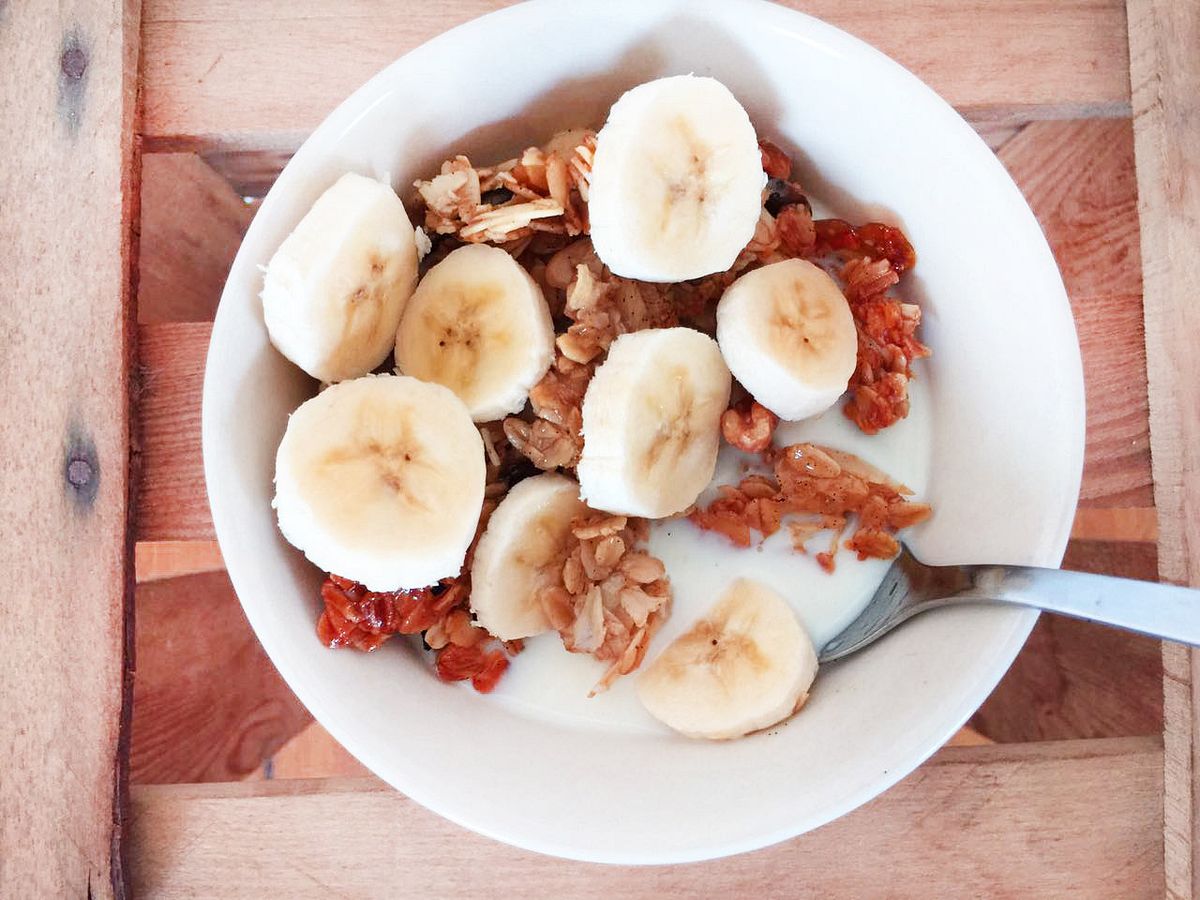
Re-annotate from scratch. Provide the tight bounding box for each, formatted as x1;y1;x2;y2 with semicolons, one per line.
961;566;1200;645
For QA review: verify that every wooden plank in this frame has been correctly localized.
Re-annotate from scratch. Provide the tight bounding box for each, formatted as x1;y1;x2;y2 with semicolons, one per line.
972;541;1163;743
1164;642;1199;900
135;540;223;581
139;0;1131;153
136;322;209;541
130;737;1163;897
1071;506;1159;543
995;118;1152;508
1126;0;1200;895
132;571;312;785
1126;13;1200;575
0;3;140;898
138;153;253;323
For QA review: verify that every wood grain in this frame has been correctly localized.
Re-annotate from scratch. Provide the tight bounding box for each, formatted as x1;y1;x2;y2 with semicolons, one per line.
1163;641;1198;900
0;3;140;897
138;153;253;323
132;571;312;784
1126;0;1200;895
139;0;1131;153
971;541;1163;743
130;737;1163;898
995;118;1152;508
136;322;209;540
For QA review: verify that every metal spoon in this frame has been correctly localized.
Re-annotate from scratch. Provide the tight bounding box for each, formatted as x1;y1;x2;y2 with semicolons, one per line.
819;546;1200;663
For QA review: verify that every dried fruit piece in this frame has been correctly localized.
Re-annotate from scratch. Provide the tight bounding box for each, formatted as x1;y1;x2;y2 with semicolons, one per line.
690;443;931;570
813;218;917;276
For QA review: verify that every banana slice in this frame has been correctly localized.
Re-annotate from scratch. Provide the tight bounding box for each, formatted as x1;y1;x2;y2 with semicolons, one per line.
394;243;555;422
588;75;766;282
578;327;731;518
262;172;419;383
469;473;587;640
273;374;485;591
637;578;818;740
716;258;857;421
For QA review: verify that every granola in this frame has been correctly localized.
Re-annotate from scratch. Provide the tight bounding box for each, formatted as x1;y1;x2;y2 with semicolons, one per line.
537;512;672;694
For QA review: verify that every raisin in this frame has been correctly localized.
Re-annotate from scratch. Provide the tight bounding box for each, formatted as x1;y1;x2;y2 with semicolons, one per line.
764;179;809;217
481;186;514;206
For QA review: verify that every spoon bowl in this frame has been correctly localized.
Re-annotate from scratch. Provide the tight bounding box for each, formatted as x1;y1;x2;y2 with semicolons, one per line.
820;546;1200;663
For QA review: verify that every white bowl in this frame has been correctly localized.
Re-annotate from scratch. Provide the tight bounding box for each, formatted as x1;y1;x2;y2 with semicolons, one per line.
203;0;1083;864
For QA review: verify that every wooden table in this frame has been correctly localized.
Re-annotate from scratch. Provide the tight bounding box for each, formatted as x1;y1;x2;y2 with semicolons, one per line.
3;1;1197;896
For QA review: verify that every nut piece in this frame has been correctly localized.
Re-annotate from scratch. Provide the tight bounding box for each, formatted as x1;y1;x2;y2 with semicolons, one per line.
720;400;778;453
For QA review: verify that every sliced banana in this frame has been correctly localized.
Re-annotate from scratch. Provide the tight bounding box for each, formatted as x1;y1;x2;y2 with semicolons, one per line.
578;327;731;518
637;578;818;740
587;75;766;282
716;258;857;421
469;473;587;640
262;173;419;383
273;374;485;591
394;243;555;422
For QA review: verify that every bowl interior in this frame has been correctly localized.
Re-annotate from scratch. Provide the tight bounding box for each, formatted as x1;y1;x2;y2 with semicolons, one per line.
203;0;1083;864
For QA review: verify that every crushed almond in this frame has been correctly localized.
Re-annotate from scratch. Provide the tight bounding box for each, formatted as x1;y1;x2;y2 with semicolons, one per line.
413;132;596;244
